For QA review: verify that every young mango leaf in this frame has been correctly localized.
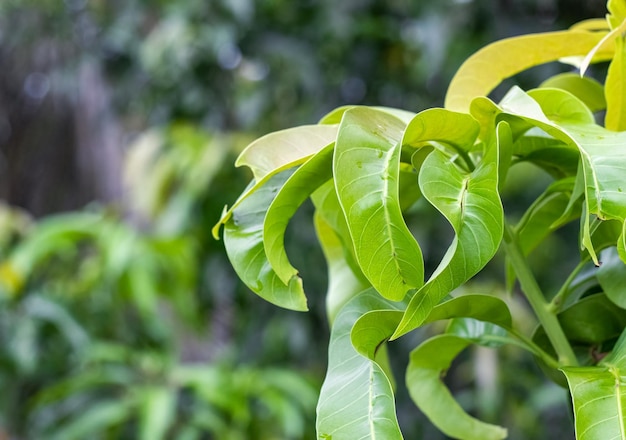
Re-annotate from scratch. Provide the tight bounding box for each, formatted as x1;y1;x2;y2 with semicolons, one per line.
402;108;480;156
319;105;416;125
212;125;337;239
605;28;626;131
334;107;424;301
472;87;626;265
561;329;626;440
445;30;612;112
317;289;403;440
223;169;308;311
236;125;338;181
263;144;334;285
392;134;503;339
407;333;508;440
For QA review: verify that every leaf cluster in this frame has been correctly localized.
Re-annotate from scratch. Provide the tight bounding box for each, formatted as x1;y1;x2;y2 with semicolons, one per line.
215;1;626;438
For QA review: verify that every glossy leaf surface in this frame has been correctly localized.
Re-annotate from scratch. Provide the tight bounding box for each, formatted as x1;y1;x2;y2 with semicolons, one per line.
317;289;403;440
393;135;503;338
334;107;424;301
445;30;612;112
236;125;338;181
223;169;308;311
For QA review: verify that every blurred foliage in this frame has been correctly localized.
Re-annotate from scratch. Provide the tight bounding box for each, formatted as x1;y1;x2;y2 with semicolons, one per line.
0;0;611;438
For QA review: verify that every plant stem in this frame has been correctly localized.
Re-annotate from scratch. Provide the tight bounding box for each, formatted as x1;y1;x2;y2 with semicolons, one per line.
547;258;590;313
502;222;578;367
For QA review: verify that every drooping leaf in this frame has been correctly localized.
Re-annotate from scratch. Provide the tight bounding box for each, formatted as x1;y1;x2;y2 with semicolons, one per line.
472;87;626;265
392;136;503;338
223;169;308;311
316;289;403;440
605;27;626;131
236;125;338;181
445;30;613;112
351;294;513;362
407;333;508;440
212;125;338;239
402;108;480;156
334;107;424;301
562;329;626;440
263;144;334;284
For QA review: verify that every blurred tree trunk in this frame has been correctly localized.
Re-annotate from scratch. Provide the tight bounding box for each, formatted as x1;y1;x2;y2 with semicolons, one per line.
0;46;123;216
74;60;124;206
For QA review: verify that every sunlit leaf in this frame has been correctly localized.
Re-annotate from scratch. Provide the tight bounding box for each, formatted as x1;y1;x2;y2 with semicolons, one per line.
236;125;338;181
319;105;416;125
402;108;480;156
472;87;626;265
213;125;337;239
223;169;308;311
445;30;612;112
317;289;403;440
605;28;626;131
334;107;424;301
393;134;503;338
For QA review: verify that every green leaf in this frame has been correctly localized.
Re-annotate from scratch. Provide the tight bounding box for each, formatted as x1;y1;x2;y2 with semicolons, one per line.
236;125;338;181
213;124;337;239
562;329;626;440
319;105;416;125
317;289;403;440
334;107;424;301
407;334;508;440
392;135;503;338
605;30;626;130
597;247;626;309
223;169;308;311
472;87;626;265
402;108;480;155
424;294;512;329
264;144;334;284
540;73;606;113
139;386;176;440
445;30;612;112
